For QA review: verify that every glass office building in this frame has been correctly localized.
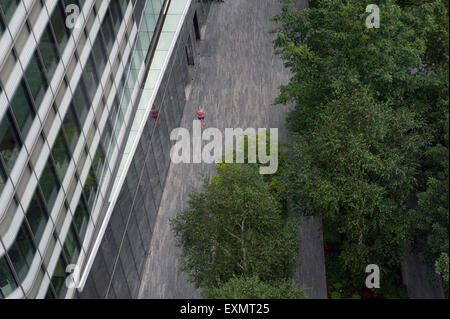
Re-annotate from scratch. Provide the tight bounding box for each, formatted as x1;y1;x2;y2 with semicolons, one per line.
0;0;182;298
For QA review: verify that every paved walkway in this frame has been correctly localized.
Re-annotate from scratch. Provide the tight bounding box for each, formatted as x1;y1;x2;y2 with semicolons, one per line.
402;252;445;299
138;0;326;299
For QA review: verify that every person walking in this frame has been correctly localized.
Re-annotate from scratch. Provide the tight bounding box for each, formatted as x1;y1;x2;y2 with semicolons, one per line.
197;106;205;128
150;106;159;124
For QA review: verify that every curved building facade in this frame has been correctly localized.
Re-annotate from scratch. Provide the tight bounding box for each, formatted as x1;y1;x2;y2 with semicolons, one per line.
0;0;210;299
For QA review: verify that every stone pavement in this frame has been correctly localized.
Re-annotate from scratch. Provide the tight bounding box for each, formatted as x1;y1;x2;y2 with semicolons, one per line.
138;0;327;299
402;252;445;299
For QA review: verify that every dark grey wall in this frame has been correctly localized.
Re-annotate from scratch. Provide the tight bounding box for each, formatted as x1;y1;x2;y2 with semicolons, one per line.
78;0;211;299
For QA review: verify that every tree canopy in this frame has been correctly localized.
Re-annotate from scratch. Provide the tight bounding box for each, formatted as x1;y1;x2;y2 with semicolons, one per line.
171;163;299;290
286;87;420;283
203;275;305;299
272;0;448;288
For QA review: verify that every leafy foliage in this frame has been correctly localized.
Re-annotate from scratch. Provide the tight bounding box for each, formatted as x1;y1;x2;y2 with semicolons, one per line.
272;0;448;291
435;252;449;293
171;163;299;290
287;88;420;285
272;0;430;123
410;137;449;264
203;275;305;299
226;131;291;204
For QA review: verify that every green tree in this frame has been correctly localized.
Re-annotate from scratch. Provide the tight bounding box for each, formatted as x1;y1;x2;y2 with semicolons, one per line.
435;253;449;294
272;0;430;132
410;114;449;264
203;275;305;299
272;0;448;288
228;131;292;205
395;0;448;67
171;163;299;290
286;88;421;286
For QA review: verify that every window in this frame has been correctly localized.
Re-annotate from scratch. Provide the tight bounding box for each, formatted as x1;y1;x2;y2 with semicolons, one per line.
24;52;48;108
51;131;71;180
0;161;7;192
101;121;112;152
83;169;98;211
26;191;49;243
0;110;22;172
109;0;123;35
0;14;5;38
39;159;60;211
82;56;99;103
119;0;127;14
101;11;114;53
72;83;90;125
50;2;70;54
62;104;81;154
119;90;131;126
103;120;116;163
8;224;36;282
73;198;89;240
0;257;17;298
38;26;60;79
91;33;107;76
92;144;106;181
133;0;146;24
9;80;35;137
50;255;68;298
63;225;81;264
109;96;121;127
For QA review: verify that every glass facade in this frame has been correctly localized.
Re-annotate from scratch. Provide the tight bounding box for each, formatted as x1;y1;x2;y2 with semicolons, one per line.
0;110;21;172
0;0;169;299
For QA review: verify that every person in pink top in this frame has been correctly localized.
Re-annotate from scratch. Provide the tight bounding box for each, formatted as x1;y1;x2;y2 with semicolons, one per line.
197;106;205;128
150;106;159;124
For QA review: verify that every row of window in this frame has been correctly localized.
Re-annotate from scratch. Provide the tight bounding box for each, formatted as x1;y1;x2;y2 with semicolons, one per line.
0;187;91;299
1;0;124;197
1;0;156;299
0;0;130;299
0;0;132;193
0;0;77;298
0;0;79;192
